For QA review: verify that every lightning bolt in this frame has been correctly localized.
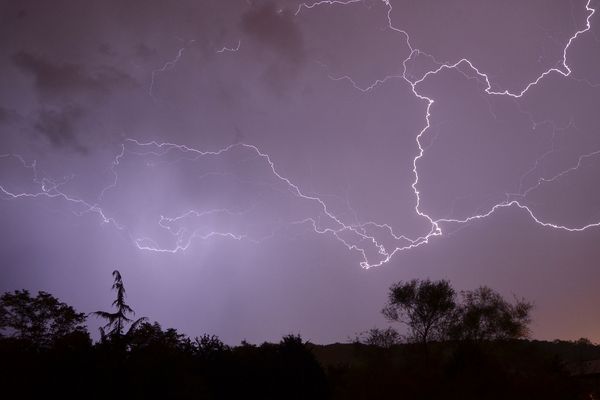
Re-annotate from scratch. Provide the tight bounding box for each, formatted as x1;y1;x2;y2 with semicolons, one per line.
291;0;599;263
0;154;123;229
148;39;195;99
216;40;242;54
1;0;598;269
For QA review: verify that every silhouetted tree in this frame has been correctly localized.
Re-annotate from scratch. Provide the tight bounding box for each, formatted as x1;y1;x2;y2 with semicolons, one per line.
358;327;401;348
0;289;88;348
450;286;532;341
382;279;456;345
276;334;329;399
93;270;146;344
195;333;228;360
128;321;192;353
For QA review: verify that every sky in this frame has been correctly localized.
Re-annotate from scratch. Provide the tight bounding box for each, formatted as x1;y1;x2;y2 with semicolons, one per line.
1;0;600;344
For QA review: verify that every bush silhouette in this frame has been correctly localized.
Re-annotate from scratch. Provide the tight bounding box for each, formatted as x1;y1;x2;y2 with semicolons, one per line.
0;289;89;348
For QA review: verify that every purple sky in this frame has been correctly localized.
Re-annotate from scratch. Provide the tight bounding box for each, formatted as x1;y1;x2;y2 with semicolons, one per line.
1;0;600;344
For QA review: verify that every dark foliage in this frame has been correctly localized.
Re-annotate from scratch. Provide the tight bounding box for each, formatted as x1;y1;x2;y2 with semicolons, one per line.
0;289;89;349
382;279;456;345
450;286;533;341
93;270;147;344
319;340;593;400
355;327;402;348
0;277;595;399
382;279;533;346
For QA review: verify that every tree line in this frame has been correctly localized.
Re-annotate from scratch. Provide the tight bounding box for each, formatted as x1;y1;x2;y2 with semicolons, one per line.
0;271;597;399
361;278;532;348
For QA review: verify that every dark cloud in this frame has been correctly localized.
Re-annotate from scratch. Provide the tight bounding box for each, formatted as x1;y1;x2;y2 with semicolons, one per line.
34;106;86;152
97;43;117;57
241;2;306;65
134;43;158;60
11;52;137;151
12;51;136;99
241;1;306;93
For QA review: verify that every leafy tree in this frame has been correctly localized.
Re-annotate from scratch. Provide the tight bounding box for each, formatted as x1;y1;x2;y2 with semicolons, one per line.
128;321;192;353
93;270;146;343
358;327;401;348
382;279;456;345
0;289;88;347
195;333;228;359
450;286;532;341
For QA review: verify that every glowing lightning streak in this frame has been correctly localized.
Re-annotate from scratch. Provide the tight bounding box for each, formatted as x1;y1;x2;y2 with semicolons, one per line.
1;1;598;269
518;149;600;198
216;40;241;53
290;0;598;267
135;208;254;253
98;144;125;201
123;139;392;264
0;154;123;229
148;40;195;99
401;0;597;236
294;0;363;16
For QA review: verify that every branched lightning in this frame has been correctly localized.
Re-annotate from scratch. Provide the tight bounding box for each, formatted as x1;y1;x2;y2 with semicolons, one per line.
2;0;599;268
216;40;242;54
0;154;123;229
289;0;600;266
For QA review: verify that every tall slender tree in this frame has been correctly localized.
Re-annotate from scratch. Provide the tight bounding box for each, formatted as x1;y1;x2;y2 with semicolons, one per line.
94;270;146;343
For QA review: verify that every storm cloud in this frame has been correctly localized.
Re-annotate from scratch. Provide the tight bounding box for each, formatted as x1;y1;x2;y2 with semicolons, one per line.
13;51;136;99
241;1;307;92
33;106;86;151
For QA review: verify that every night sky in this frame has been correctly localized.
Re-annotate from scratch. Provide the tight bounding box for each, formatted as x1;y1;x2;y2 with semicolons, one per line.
1;0;600;344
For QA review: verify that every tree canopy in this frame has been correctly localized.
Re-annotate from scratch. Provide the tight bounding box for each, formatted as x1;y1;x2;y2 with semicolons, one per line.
450;286;532;341
382;279;456;345
382;279;532;345
0;289;88;347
